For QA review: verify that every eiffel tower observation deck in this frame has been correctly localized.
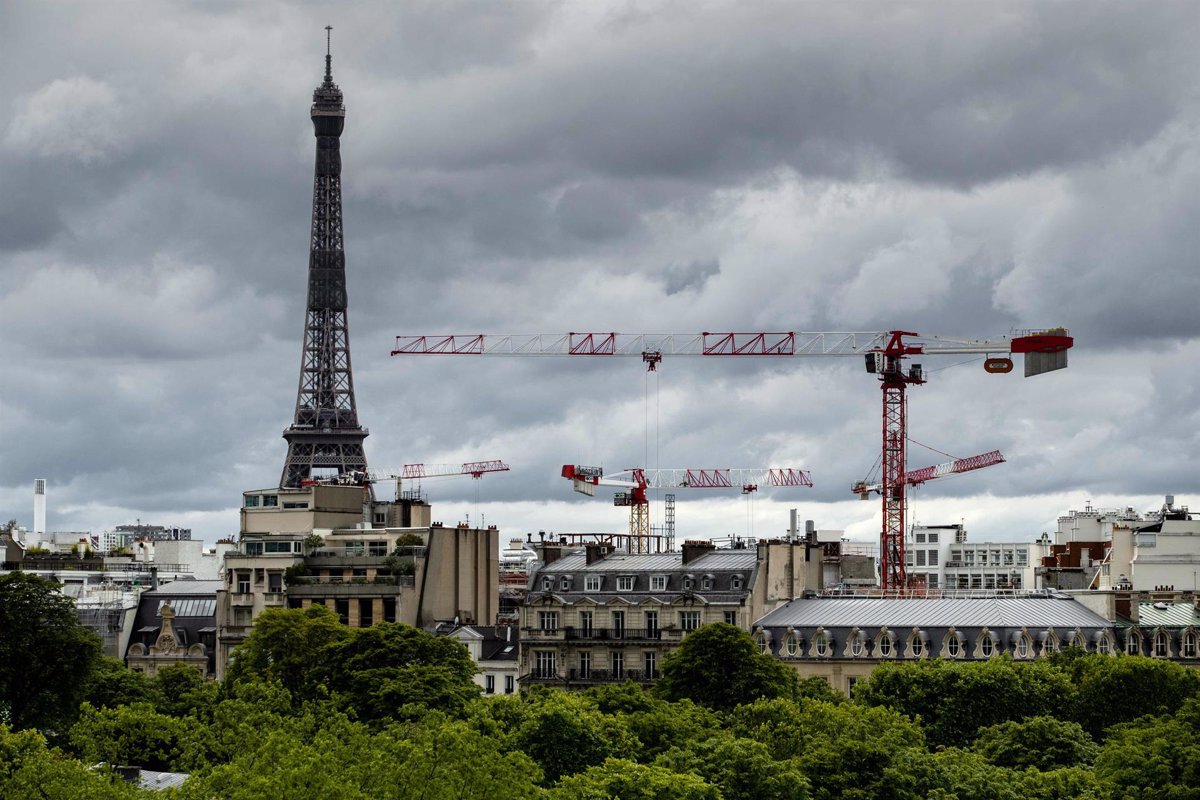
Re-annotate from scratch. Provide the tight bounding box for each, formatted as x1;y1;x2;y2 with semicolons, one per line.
280;28;369;488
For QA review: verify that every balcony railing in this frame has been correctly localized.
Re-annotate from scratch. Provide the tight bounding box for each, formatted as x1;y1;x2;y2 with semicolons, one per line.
565;627;664;642
526;669;656;683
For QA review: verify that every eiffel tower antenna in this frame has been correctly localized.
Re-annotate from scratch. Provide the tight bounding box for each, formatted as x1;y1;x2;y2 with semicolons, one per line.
280;30;369;488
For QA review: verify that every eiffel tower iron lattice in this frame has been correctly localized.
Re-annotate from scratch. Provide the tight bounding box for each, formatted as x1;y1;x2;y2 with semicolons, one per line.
280;29;369;488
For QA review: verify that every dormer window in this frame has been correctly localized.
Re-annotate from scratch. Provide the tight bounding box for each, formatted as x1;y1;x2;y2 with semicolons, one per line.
585;575;602;592
541;575;554;592
731;575;743;590
650;575;667;592
617;576;634;592
682;574;695;590
560;577;572;592
701;574;714;591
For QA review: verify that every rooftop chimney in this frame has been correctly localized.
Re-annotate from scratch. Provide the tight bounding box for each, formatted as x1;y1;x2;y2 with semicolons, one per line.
585;543;613;564
682;539;716;565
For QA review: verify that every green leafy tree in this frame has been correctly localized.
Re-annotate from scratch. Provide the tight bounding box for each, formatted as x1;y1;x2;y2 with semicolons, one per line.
179;713;541;800
728;697;939;800
0;572;104;731
80;657;160;710
322;622;480;722
1014;766;1105;800
0;724;152;799
658;735;811;800
154;665;217;718
656;623;798;711
930;748;1023;800
1064;654;1200;737
225;605;349;700
973;716;1099;771
853;657;1075;747
68;701;202;772
514;691;638;783
550;758;720;800
1093;715;1200;799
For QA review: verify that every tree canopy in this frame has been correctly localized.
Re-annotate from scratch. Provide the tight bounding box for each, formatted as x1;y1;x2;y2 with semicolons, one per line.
656;623;798;711
0;573;104;732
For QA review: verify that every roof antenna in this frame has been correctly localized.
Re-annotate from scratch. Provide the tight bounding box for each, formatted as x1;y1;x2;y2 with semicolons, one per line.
325;25;333;82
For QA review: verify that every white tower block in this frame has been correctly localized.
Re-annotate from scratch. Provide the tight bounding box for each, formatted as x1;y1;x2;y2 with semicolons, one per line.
33;479;46;536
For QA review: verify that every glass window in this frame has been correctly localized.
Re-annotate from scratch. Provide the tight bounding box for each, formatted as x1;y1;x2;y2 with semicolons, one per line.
541;576;553;591
585;576;602;592
680;611;700;632
358;599;373;627
265;540;293;554
236;573;250;594
757;634;769;655
724;610;737;626
928;533;939;543
267;573;283;593
650;576;667;591
1183;633;1197;659
535;651;556;679
851;637;863;657
617;576;634;592
1126;634;1140;655
947;635;961;657
244;495;260;508
538;611;559;631
612;611;625;637
505;675;514;694
579;611;593;636
244;541;264;555
731;575;743;590
815;633;829;656
1097;635;1111;655
981;635;994;657
262;495;278;508
645;610;659;634
879;635;892;657
911;637;924;657
1155;632;1169;657
382;597;396;623
645;651;658;679
560;577;571;591
345;541;365;556
915;532;926;543
579;650;592;678
368;541;388;556
1016;637;1029;658
928;550;939;566
785;633;798;657
611;651;624;678
485;675;495;694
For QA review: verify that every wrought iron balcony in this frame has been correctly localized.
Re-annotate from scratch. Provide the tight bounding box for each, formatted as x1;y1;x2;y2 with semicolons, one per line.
564;627;664;642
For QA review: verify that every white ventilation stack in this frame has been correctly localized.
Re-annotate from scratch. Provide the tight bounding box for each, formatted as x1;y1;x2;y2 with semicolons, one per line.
33;479;46;537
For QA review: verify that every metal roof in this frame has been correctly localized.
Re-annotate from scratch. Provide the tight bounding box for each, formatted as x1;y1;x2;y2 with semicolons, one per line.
1136;601;1200;628
755;596;1112;630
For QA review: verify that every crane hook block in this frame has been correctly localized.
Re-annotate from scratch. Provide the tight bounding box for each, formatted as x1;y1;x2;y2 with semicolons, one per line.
984;357;1014;374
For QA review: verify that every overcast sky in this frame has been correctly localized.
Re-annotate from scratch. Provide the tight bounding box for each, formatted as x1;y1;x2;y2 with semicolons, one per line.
2;1;1197;547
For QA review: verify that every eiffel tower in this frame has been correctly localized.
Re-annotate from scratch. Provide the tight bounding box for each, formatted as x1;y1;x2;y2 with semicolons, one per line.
280;28;369;488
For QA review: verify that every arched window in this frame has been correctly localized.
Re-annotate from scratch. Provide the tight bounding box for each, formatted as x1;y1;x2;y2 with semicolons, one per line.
1016;636;1029;658
1154;631;1169;658
1126;632;1140;655
1183;632;1197;659
1072;631;1087;650
946;634;961;658
981;634;994;657
784;632;798;657
911;636;924;657
851;636;864;657
1097;634;1111;655
879;634;893;657
815;632;829;657
756;632;770;655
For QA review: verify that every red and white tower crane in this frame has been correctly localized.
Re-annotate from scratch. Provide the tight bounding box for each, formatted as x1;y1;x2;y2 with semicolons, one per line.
562;464;813;553
303;460;510;497
392;328;1073;591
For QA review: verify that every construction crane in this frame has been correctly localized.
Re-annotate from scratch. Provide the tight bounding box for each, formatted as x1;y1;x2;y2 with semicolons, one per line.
392;328;1073;590
852;450;1006;498
302;460;510;498
561;465;813;553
